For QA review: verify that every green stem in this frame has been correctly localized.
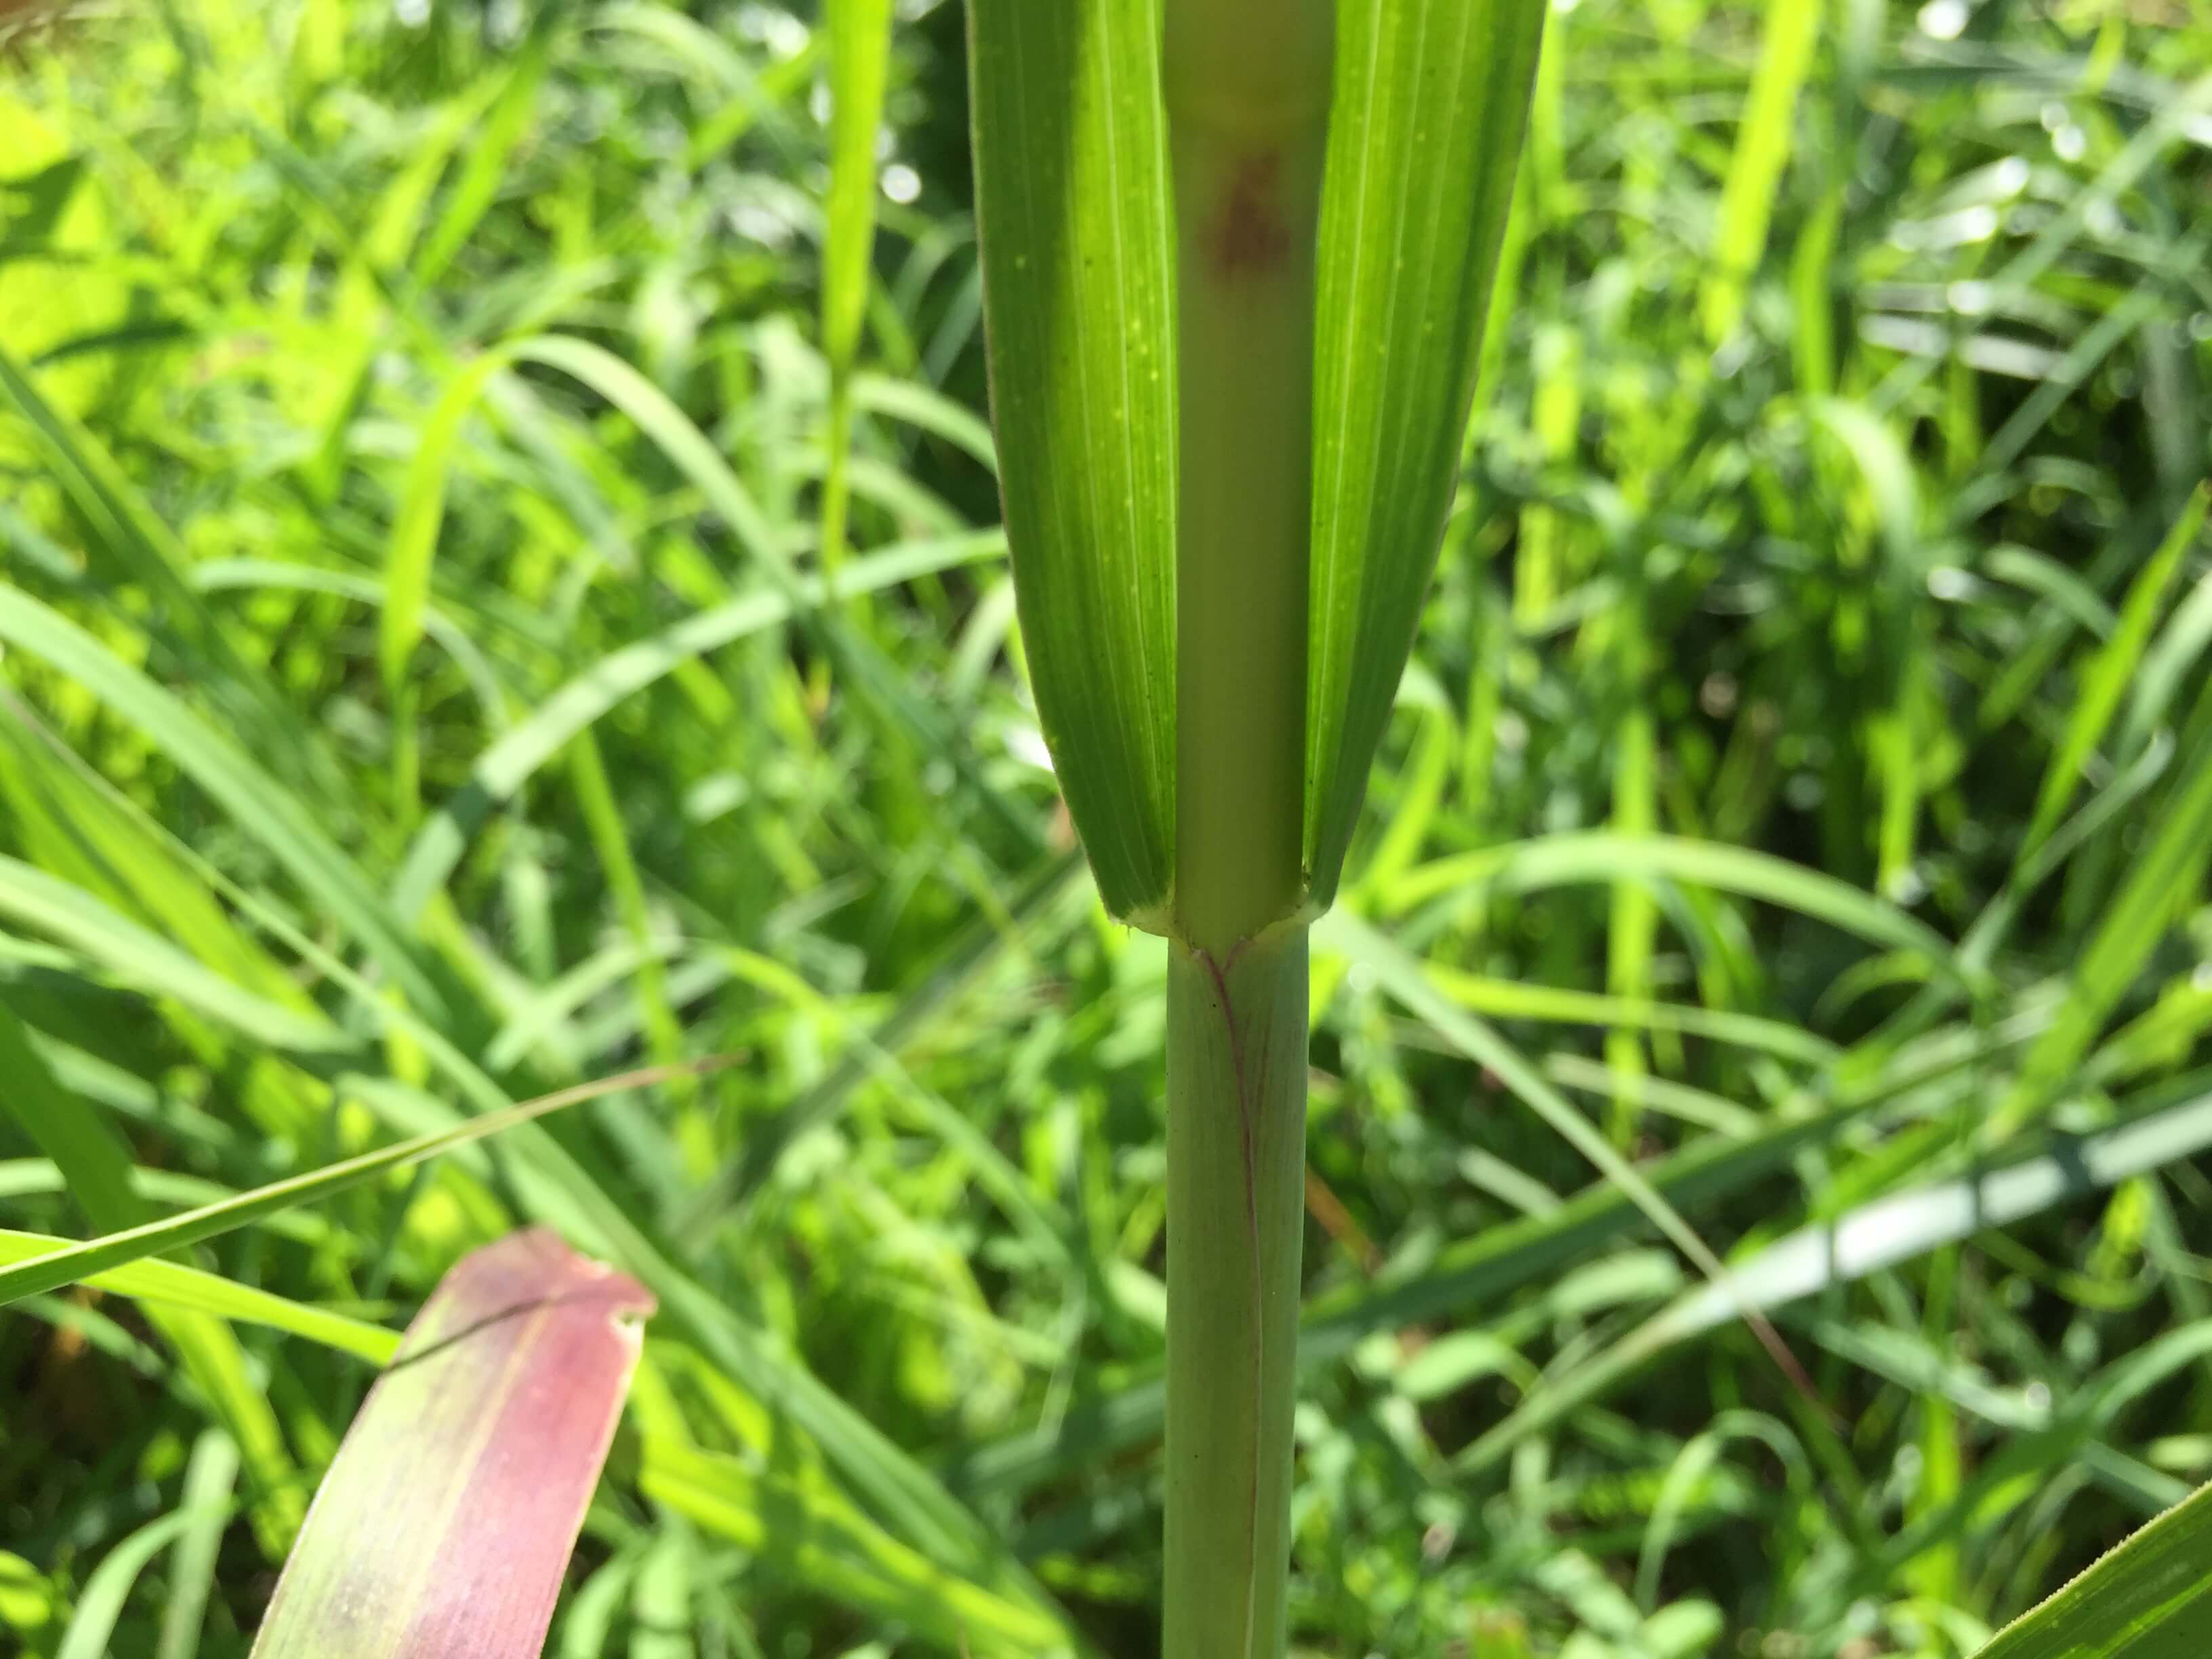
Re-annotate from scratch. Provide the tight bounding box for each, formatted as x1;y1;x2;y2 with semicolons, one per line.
1162;5;1331;1656
1165;0;1332;956
1165;924;1309;1659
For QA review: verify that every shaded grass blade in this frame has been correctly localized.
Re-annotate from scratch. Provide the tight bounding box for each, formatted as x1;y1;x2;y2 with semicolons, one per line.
1302;0;1544;908
968;0;1177;928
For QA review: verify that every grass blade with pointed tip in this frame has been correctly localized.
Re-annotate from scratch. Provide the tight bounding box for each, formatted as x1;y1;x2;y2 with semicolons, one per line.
0;1059;724;1309
248;1229;652;1658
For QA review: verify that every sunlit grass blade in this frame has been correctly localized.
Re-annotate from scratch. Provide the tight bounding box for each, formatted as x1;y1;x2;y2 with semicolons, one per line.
1382;830;1966;984
819;0;896;653
247;1229;652;1658
967;0;1176;929
1699;0;1821;344
0;1060;725;1309
0;1230;401;1363
1455;1086;2212;1476
1302;0;1544;909
388;530;1004;919
0;584;447;1017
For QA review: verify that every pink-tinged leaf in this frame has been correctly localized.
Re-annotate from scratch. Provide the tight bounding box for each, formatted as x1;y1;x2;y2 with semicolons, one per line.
250;1229;654;1659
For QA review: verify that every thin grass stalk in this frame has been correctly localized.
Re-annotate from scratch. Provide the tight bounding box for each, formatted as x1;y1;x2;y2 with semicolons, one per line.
1161;2;1332;1654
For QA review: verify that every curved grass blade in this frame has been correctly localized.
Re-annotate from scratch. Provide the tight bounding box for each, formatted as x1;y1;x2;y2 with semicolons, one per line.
968;0;1177;929
0;586;447;1017
1383;831;1966;984
55;1508;215;1659
2023;485;2207;861
157;1430;241;1659
1301;0;1544;910
248;1229;652;1659
0;1231;401;1364
0;855;354;1054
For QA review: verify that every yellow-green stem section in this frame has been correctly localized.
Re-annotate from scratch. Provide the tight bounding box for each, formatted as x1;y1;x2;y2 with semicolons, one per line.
1164;0;1331;956
1166;925;1309;1659
1162;7;1329;1653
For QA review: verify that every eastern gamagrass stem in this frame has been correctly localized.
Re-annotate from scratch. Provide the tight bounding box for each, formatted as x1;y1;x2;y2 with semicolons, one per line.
1161;2;1333;1655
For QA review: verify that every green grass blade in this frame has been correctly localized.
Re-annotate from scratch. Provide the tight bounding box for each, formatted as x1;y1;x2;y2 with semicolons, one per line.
1968;1480;2212;1658
1384;832;1964;983
0;856;353;1054
968;0;1176;929
0;1231;401;1364
55;1509;213;1659
1302;0;1544;909
819;0;896;632
156;1431;240;1659
389;531;1003;920
1996;718;2212;1138
1456;1087;2212;1477
1700;0;1822;343
0;1061;721;1309
638;1437;1078;1658
0;586;446;1017
2022;485;2207;859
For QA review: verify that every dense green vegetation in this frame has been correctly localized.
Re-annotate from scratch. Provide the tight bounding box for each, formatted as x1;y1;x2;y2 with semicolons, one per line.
3;0;2211;1654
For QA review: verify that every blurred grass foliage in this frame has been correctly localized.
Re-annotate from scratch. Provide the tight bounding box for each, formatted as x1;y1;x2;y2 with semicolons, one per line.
1;0;2211;1654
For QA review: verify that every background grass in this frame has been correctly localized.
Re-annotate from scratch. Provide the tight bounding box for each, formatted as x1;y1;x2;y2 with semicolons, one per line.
2;0;2211;1654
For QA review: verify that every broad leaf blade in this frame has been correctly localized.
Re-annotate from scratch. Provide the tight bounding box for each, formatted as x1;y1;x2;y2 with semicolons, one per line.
1304;0;1544;908
969;0;1176;929
249;1229;653;1658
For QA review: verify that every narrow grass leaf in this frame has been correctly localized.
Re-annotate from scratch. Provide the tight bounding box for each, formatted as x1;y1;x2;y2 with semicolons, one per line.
157;1431;240;1659
0;1060;723;1308
1456;1087;2212;1475
0;586;445;1016
0;1231;400;1364
1385;831;1965;984
56;1510;213;1659
2023;485;2207;858
248;1229;652;1658
819;0;896;600
638;1437;1078;1658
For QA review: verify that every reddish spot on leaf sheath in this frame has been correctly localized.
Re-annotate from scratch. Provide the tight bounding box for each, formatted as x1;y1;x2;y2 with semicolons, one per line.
249;1229;653;1659
1211;150;1292;278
